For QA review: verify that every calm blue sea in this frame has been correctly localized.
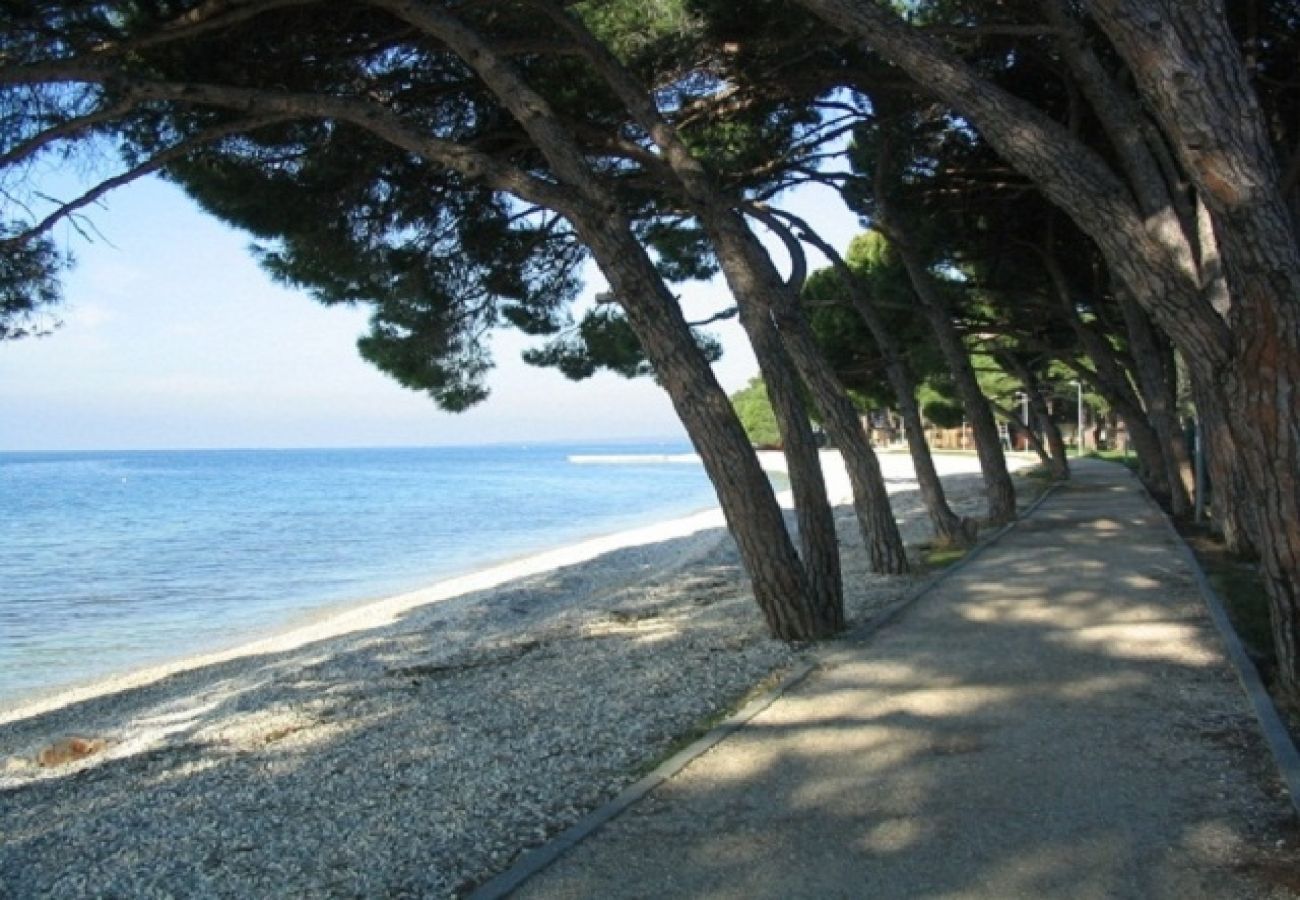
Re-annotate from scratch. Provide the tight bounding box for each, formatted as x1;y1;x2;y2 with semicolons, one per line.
0;442;718;710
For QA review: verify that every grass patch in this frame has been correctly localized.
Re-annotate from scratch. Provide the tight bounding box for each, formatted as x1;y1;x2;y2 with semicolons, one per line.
922;546;968;570
1016;463;1054;481
1012;463;1059;510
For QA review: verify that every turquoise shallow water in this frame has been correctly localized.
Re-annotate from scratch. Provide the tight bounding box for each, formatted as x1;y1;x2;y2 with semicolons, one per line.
0;442;717;709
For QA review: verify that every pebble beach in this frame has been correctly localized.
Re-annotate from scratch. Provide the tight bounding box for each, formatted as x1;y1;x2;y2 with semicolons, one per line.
0;451;1029;897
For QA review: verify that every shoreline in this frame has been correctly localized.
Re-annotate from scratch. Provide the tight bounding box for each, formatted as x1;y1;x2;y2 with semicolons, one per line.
0;449;999;726
0;452;1027;896
0;484;732;727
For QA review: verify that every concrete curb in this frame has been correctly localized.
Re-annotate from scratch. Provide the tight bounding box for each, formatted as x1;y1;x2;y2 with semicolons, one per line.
468;477;1063;899
1123;465;1300;819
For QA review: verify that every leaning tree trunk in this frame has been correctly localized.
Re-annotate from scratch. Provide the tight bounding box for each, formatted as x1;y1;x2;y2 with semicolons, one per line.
575;218;835;638
1024;374;1071;480
891;372;978;547
1000;404;1052;467
998;353;1071;481
1089;0;1300;702
1118;293;1194;517
885;227;1018;524
705;209;910;574
738;299;845;631
1190;370;1259;557
772;210;974;548
732;211;843;625
1040;248;1174;502
530;15;907;577
1036;398;1072;481
406;4;837;640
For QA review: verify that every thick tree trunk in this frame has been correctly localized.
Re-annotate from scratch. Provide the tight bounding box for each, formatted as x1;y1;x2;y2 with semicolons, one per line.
886;230;1018;523
706;209;910;574
1039;0;1200;277
781;213;974;548
1039;247;1174;501
1189;371;1259;558
398;4;846;639
575;220;836;638
1091;0;1300;702
737;298;845;631
1118;293;1193;517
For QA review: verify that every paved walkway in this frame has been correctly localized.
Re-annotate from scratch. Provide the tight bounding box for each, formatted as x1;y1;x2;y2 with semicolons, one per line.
515;460;1298;899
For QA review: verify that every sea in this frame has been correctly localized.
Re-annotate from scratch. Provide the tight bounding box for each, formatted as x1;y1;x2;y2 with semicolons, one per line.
0;442;721;711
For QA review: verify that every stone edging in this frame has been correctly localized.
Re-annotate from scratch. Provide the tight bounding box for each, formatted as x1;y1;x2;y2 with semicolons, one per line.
1130;469;1300;818
468;478;1063;899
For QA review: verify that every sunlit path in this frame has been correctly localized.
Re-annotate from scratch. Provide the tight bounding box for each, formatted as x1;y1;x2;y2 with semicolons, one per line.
517;460;1299;899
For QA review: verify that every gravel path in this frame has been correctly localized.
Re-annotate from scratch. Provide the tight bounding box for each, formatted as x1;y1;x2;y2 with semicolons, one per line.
0;452;1019;898
518;460;1300;899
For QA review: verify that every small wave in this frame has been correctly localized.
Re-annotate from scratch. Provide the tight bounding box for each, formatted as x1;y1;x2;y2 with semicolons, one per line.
568;454;701;465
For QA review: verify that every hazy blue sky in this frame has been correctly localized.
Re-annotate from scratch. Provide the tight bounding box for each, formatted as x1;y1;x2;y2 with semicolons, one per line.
1;176;862;451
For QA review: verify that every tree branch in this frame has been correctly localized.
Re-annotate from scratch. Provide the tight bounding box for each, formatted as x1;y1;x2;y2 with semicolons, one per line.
742;202;808;293
0;97;138;169
1;113;294;248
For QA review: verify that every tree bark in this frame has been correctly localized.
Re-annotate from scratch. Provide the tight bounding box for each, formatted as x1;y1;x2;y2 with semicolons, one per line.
388;2;837;638
1089;0;1300;702
782;214;974;548
1188;369;1259;558
1039;0;1199;277
705;208;910;574
1117;293;1194;517
882;224;1018;524
737;288;845;632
